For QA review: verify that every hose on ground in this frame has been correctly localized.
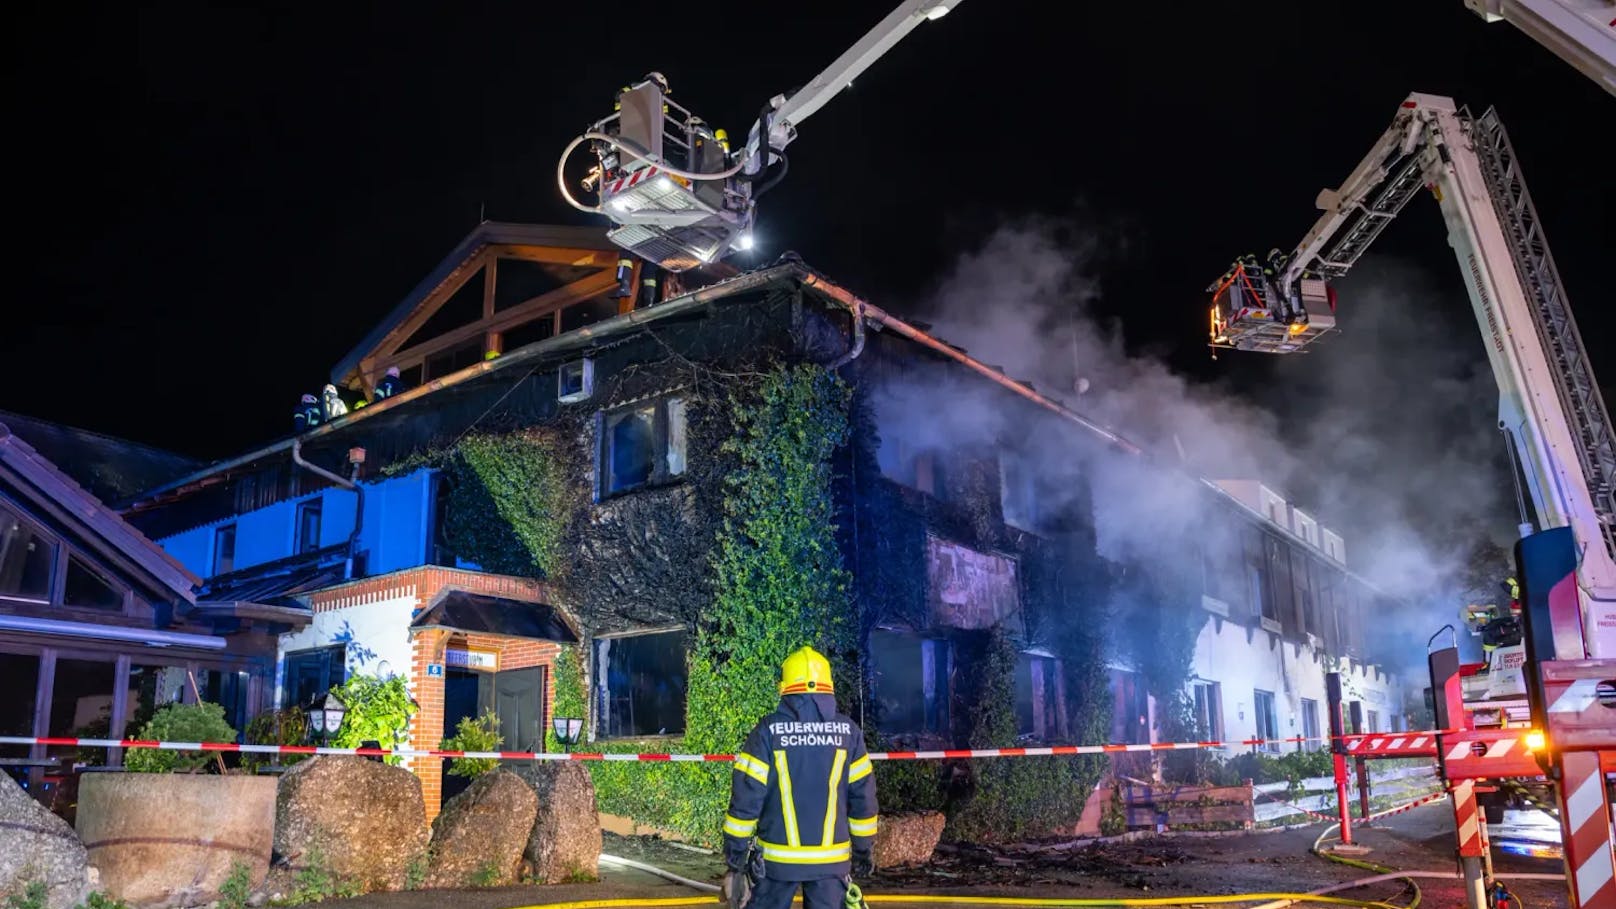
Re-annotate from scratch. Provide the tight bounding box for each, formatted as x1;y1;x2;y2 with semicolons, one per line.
598;854;721;894
1310;826;1422;909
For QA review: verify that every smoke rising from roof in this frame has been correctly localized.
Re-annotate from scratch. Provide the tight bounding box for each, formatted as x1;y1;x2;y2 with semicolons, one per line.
869;219;1515;670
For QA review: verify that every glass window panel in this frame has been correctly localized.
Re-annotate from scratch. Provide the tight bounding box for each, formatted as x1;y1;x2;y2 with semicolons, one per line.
594;632;688;738
606;407;656;494
0;652;41;762
0;504;56;602
64;556;123;611
124;664;189;737
49;659;116;764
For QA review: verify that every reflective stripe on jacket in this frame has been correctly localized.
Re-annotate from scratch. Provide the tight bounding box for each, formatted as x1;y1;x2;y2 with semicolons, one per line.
723;693;878;882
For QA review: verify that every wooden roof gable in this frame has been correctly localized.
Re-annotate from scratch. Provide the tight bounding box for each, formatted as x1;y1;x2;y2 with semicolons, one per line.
330;222;640;395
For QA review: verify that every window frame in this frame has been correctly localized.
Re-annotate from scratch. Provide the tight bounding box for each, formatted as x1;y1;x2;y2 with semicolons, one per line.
1015;651;1062;741
1253;688;1280;753
1300;697;1322;751
596;394;689;500
295;499;323;555
212;524;237;577
592;628;689;740
0;499;59;606
281;645;347;710
869;629;952;738
1192;680;1224;741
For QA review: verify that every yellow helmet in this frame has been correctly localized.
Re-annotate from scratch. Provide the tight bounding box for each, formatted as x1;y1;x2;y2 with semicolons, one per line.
485;349;501;360
779;646;834;695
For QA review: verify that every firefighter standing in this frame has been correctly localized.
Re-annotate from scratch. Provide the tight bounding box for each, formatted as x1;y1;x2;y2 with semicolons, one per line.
722;647;878;909
293;394;321;432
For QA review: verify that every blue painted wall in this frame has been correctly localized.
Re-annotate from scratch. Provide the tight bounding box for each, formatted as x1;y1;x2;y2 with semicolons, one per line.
156;468;436;580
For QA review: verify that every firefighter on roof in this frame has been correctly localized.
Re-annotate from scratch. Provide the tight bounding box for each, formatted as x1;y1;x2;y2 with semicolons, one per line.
293;394;321;432
722;646;878;909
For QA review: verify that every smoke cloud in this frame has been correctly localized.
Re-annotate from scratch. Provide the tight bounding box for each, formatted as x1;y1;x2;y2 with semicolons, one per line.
870;219;1516;670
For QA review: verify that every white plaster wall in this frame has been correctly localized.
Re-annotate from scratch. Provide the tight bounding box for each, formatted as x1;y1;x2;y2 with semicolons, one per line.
1189;613;1404;753
273;593;417;705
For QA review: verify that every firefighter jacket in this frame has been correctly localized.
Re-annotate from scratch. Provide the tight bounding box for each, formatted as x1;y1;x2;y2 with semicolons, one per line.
723;693;879;882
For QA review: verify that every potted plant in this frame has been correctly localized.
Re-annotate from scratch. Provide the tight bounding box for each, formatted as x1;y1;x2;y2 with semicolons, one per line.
76;701;277;908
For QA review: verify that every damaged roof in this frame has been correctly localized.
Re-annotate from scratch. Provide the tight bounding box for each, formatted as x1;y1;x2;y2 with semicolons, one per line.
0;409;200;503
411;588;578;642
0;420;200;603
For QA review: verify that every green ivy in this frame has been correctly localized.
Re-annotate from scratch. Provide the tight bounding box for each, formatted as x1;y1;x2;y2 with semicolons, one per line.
589;364;853;845
544;646;587;754
243;707;310;771
330;674;417;764
125;702;236;773
944;627;1100;843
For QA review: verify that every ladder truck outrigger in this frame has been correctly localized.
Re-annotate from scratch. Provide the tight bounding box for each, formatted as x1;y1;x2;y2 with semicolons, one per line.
1209;93;1616;908
557;0;963;273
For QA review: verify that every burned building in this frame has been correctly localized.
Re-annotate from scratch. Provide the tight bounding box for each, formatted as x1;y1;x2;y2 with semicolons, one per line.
104;222;1406;830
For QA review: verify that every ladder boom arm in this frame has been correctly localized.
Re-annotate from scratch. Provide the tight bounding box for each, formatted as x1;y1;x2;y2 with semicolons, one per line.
1464;0;1616;97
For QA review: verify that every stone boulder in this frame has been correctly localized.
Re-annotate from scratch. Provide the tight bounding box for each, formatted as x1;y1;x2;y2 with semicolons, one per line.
78;773;276;908
272;757;428;893
872;812;944;869
423;770;537;889
0;771;92;909
509;763;601;883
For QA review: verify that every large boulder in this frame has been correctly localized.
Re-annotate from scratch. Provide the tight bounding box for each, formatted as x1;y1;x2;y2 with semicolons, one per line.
272;757;428;893
423;770;537;889
77;773;276;908
872;812;944;869
0;771;92;909
509;763;601;883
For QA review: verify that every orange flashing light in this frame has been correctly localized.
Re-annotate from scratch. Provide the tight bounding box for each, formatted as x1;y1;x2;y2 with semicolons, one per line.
1523;730;1546;752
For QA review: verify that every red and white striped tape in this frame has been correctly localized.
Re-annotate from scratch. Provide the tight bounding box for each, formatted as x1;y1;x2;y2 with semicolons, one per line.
1361;789;1448;822
0;734;1384;763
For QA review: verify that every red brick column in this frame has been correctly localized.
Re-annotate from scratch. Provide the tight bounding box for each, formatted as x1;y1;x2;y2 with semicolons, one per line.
410;627;448;819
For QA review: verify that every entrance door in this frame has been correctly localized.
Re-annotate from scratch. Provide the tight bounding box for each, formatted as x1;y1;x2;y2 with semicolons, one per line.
491;667;547;754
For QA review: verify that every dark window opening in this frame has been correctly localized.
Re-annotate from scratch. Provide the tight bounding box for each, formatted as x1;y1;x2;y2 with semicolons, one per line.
870;630;950;736
1291;549;1316;635
400;363;424;389
0;503;56;602
493;259;579;311
213;524;236;577
49;659;115;763
198;669;251;736
600;396;687;498
1112;670;1150;744
1254;688;1279;753
64;556;123;611
1015;653;1060;739
595;631;688;738
1192;680;1223;741
1264;536;1294;625
0;653;41;764
282;646;346;709
560;295;620;333
424;340;484;381
1366;709;1380;734
401;272;486;351
500;314;557;353
296;500;322;554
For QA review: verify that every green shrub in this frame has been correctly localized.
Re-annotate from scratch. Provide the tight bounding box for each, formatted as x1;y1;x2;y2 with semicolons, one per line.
329;674;416;764
442;709;502;779
125;702;236;773
5;880;46;909
243;707;309;770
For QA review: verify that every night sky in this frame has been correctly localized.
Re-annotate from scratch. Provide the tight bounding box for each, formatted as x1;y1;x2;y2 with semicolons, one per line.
4;0;1612;462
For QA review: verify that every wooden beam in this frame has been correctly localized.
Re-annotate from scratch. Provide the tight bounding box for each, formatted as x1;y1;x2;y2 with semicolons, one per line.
371;248;494;364
387;269;619;367
483;256;498;319
486;244;619;268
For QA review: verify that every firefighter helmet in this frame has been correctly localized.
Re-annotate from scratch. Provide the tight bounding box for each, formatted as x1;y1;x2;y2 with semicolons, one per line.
779;646;834;695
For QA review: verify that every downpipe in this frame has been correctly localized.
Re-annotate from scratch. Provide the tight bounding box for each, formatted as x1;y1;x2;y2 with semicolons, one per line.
290;439;364;579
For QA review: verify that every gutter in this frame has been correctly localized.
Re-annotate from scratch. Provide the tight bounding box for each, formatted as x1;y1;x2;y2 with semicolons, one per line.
121;265;800;513
291;439;364;580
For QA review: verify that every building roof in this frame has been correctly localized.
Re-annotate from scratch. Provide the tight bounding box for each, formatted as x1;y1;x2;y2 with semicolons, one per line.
328;222;623;390
411;588;578;642
0;409;200;503
0;420;200;603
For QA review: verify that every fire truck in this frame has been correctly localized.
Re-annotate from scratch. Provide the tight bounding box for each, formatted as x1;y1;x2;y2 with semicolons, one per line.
1209;92;1616;908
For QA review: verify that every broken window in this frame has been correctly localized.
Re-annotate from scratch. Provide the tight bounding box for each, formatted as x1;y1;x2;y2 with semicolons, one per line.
1242;526;1273;624
599;395;688;498
594;630;688;738
1290;549;1315;635
0;502;55;603
64;555;124;612
1015;652;1061;739
1253;688;1279;753
1111;669;1150;745
869;630;950;737
1192;680;1223;741
1264;535;1294;627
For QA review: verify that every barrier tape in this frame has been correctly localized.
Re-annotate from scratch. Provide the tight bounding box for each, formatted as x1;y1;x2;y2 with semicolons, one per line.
0;733;1453;763
1360;789;1448;822
1249;786;1343;824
